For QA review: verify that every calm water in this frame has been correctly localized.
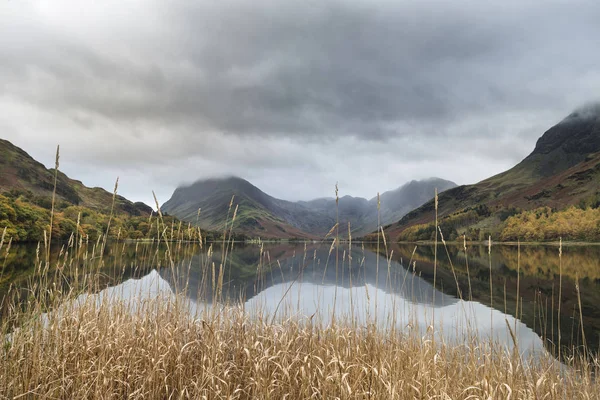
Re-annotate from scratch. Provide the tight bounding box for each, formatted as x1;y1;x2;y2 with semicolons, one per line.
2;241;600;358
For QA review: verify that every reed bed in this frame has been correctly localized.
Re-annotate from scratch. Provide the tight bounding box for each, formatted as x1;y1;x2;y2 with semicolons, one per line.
2;291;599;399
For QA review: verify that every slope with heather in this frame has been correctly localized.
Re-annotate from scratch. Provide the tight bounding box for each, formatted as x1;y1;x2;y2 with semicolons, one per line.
0;139;191;242
379;105;600;242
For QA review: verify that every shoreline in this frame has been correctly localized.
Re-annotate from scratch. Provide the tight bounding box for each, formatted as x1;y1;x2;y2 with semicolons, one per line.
7;238;600;246
392;240;600;247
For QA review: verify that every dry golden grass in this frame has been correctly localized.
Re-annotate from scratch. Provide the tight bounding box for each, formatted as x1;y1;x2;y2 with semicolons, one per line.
2;293;599;400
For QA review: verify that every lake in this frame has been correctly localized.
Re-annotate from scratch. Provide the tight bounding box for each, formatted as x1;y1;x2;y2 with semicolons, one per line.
2;240;599;360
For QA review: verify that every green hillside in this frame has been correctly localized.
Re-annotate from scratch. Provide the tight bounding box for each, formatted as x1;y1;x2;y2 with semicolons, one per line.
0;139;200;242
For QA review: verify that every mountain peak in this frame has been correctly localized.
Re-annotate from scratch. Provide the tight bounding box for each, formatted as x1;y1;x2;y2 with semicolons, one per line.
185;175;249;186
384;104;600;243
519;105;600;178
174;176;257;194
394;177;456;192
163;175;456;238
560;102;600;124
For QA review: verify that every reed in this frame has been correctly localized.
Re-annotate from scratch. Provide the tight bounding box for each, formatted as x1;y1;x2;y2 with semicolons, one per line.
46;145;60;266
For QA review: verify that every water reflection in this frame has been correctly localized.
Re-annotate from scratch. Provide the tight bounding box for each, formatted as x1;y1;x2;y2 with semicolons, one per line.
160;244;458;308
156;243;549;358
246;281;546;358
3;241;599;360
381;243;600;355
80;246;549;360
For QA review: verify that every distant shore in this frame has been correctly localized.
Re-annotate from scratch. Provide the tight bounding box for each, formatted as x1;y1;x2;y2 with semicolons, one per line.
393;240;600;247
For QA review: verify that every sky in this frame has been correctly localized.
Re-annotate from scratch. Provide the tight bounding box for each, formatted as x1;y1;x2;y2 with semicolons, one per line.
1;0;600;207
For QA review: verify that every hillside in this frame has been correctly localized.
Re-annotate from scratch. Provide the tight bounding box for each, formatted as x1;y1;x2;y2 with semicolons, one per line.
380;105;600;242
162;177;456;239
0;139;175;242
0;139;152;216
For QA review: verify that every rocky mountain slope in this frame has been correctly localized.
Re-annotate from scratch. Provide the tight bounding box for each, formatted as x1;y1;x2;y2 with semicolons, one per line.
379;105;600;241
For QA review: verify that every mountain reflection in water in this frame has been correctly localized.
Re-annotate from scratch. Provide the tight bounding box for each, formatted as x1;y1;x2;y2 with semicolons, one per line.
4;241;599;362
154;244;547;358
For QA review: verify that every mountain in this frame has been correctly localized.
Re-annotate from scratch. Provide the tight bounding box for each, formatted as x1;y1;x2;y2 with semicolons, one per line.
0;139;152;216
378;178;457;224
162;176;457;239
161;177;329;239
0;138;163;242
380;105;600;242
297;178;457;235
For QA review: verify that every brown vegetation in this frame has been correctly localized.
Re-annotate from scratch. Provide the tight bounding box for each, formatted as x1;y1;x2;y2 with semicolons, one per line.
3;295;599;399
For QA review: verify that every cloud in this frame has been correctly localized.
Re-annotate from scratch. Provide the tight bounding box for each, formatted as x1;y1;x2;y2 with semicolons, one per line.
1;0;600;205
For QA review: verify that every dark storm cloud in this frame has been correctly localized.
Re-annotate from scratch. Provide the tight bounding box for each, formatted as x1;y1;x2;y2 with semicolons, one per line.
3;0;598;141
1;0;600;204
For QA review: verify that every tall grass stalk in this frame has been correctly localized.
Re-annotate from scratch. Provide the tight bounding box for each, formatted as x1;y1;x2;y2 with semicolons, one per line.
558;237;563;364
46;145;60;265
100;177;119;265
463;234;472;301
515;240;521;339
334;183;339;324
433;188;438;342
375;192;381;328
488;235;493;340
576;273;587;366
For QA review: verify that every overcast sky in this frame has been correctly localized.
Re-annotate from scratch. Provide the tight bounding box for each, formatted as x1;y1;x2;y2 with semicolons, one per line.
2;0;599;206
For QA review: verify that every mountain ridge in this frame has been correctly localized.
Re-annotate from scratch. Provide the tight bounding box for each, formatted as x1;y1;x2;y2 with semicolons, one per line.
162;176;457;238
379;106;600;242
